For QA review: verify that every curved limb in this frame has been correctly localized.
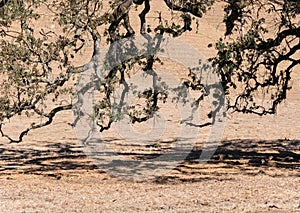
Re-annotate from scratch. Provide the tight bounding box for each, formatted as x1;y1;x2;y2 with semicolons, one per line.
0;0;8;7
133;0;144;5
138;0;150;34
163;0;207;17
108;0;135;41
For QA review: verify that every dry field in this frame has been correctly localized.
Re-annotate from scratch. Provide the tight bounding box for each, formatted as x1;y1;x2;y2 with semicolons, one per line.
0;1;299;212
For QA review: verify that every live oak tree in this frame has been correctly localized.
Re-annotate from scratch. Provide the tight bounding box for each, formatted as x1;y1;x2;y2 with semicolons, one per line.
0;0;299;142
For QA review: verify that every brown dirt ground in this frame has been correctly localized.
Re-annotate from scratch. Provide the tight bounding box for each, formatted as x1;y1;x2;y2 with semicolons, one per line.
0;1;299;212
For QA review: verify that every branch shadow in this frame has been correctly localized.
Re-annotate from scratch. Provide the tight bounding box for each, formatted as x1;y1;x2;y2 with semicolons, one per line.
0;140;99;177
0;138;299;182
204;139;299;169
169;138;300;182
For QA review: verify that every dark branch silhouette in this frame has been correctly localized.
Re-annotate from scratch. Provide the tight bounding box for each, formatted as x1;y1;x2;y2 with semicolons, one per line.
0;0;298;142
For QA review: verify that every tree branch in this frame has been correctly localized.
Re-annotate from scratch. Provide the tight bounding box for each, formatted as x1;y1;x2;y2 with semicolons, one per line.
0;104;72;143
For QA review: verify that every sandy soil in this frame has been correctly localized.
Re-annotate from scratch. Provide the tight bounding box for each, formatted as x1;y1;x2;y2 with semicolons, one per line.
0;1;299;212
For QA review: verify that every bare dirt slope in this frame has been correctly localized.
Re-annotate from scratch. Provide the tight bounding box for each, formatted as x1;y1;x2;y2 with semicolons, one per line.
0;1;299;212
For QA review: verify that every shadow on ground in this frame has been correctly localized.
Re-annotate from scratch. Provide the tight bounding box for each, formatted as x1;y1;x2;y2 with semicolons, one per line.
0;139;299;181
0;141;98;176
170;139;300;182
